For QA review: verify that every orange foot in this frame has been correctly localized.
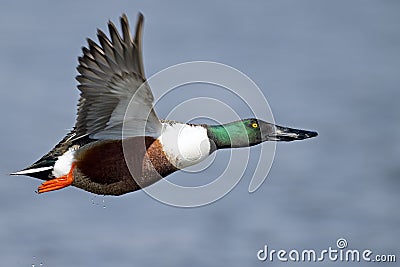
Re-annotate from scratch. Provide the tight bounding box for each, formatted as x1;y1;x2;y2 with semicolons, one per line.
38;163;75;194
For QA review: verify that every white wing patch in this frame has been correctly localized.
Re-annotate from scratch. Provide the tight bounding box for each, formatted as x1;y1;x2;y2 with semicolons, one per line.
158;122;211;169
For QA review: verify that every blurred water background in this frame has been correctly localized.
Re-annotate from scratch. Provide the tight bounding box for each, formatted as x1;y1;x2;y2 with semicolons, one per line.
0;0;399;266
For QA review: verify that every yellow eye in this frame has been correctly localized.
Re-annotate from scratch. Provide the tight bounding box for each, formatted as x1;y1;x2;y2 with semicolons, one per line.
252;123;258;128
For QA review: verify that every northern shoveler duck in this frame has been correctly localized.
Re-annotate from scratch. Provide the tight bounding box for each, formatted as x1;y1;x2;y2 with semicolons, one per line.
11;13;318;196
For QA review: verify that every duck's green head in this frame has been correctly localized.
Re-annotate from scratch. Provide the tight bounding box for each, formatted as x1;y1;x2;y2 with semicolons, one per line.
206;118;318;149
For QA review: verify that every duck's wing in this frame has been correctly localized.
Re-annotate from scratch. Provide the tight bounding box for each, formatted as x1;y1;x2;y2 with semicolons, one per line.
75;13;162;140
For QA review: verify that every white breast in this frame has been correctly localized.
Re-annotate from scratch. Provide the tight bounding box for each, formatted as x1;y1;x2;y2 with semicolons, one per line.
52;148;76;177
158;122;211;169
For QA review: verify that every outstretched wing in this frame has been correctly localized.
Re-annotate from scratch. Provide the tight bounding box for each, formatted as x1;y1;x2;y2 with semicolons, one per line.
75;13;162;140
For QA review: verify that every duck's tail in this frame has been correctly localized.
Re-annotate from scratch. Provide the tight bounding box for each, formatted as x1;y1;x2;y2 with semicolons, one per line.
10;158;55;180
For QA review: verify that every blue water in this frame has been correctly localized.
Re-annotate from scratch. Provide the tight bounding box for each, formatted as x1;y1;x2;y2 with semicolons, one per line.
0;0;399;266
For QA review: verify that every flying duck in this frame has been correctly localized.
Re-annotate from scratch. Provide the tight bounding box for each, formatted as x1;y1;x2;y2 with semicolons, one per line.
11;13;318;196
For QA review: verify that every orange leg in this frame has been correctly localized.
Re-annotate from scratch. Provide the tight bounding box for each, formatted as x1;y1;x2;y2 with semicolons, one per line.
38;163;75;194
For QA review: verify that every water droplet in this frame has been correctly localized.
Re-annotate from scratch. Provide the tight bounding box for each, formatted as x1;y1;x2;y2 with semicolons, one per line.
102;196;106;209
40;263;43;266
91;195;97;205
